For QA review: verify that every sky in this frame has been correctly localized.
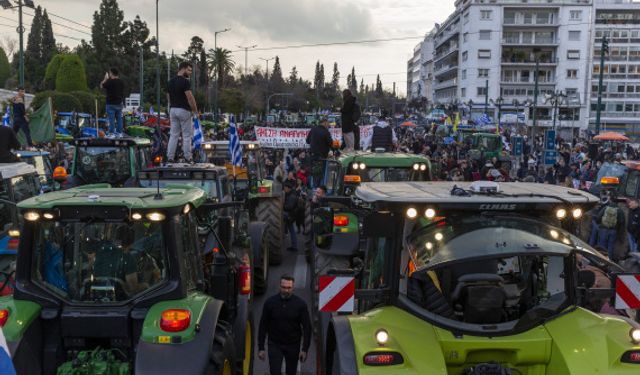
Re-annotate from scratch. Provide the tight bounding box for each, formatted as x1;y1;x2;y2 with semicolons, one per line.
0;0;454;95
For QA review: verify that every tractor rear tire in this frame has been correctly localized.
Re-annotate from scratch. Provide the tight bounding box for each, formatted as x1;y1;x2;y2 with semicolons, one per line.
211;321;236;375
255;197;284;265
253;235;269;296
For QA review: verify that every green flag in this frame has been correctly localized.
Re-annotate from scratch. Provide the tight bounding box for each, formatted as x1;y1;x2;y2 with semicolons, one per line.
17;97;55;146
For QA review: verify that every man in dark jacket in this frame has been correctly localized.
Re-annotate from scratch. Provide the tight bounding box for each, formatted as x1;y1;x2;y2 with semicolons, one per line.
627;198;640;254
12;88;31;147
370;110;396;151
306;119;333;188
340;89;356;151
258;274;311;375
0;126;21;163
283;180;299;252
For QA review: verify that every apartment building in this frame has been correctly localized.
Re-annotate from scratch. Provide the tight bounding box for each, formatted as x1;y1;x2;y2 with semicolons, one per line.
589;0;640;138
407;31;436;104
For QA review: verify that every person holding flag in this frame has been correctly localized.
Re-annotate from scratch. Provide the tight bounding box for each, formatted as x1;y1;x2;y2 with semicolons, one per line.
228;115;243;175
166;61;199;163
453;112;460;133
192;114;203;161
12;87;32;147
0;326;16;375
2;106;10;127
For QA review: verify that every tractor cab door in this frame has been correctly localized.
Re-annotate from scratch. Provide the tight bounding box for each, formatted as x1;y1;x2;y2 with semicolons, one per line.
621;169;640;199
323;160;342;196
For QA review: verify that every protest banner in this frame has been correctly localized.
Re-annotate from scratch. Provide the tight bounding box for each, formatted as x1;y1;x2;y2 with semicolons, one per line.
255;125;373;149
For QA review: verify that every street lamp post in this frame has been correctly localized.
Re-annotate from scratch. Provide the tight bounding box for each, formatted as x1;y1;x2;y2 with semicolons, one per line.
490;96;504;133
259;57;275;114
237;44;257;120
155;0;160;136
545;91;567;131
1;0;35;88
212;28;230;123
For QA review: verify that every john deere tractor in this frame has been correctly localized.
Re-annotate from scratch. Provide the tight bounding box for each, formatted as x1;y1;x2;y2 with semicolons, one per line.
315;180;640;374
0;185;254;374
201;140;285;265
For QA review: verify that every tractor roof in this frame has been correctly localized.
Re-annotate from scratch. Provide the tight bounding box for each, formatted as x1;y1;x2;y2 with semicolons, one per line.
18;185;206;210
139;163;227;178
337;151;430;168
72;137;151;147
355;181;599;206
202;140;259;146
0;162;38;180
14;150;50;158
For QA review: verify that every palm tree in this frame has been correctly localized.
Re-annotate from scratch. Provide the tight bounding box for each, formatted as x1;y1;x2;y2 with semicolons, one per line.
207;47;235;87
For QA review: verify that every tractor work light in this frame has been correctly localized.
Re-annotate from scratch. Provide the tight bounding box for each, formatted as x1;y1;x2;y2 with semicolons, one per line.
204;144;213;150
420;164;427;171
359;162;366;170
0;309;8;327
247;143;256;149
572;208;583;219
131;213;143;220
160;309;191;332
375;329;389;346
183;204;191;215
43;212;55;220
631;328;640;344
352;162;360;170
24;211;40;221
600;176;620;185
555;208;567;219
8;229;19;237
146;212;166;222
425;208;436;219
435;233;444;241
406;208;418;219
413;163;420;171
425;242;433;250
549;230;559;239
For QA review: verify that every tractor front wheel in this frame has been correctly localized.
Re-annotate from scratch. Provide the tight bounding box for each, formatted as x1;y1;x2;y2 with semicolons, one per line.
255;197;284;265
211;321;236;375
253;235;269;296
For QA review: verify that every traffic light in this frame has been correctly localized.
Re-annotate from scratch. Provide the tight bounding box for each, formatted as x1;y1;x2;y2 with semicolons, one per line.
602;37;609;54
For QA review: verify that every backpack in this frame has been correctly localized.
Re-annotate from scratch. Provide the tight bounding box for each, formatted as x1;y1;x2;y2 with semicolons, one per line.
601;205;618;229
352;102;361;123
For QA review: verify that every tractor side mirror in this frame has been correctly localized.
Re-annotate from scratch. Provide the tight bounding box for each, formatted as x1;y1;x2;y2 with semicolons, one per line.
313;207;334;249
577;269;596;288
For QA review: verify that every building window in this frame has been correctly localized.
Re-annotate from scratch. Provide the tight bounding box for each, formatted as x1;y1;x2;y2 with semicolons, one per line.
478;69;489;78
480;10;492;20
461;88;466;97
570;10;582;21
479;30;491;40
567;69;578;79
568;31;581;41
567;50;580;59
462;51;468;61
477;86;488;96
478;49;491;59
463;33;468;43
462;70;467;79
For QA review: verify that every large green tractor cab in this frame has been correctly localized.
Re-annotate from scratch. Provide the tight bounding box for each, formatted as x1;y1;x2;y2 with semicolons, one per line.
14;150;54;192
68;137;154;188
0;163;41;296
138;163;270;295
316;181;640;374
201;141;285;265
467;133;505;160
0;185;254;374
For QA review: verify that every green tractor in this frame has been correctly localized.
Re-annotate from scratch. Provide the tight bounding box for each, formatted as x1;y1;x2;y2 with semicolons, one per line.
67;137;154;188
201;140;285;265
467;133;509;162
138;163;270;295
1;185;254;374
315;180;640;374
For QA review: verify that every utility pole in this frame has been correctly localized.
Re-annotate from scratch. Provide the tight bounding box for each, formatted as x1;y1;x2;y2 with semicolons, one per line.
532;58;539;143
1;0;34;87
259;57;275;114
212;28;230;122
155;0;160;134
237;44;257;119
595;36;608;135
139;45;144;109
484;79;489;113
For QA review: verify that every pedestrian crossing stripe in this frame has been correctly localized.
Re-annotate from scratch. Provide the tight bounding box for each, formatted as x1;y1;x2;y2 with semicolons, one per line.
615;274;640;309
318;276;355;313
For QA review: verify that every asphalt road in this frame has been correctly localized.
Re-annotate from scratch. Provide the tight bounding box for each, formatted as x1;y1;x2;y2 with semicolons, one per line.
252;231;316;375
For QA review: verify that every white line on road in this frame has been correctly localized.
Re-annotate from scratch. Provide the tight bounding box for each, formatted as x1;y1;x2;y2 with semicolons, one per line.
293;254;307;289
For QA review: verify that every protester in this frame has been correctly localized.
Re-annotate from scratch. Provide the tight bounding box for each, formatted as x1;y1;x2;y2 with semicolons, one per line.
166;61;198;163
0;126;21;163
627;198;640;253
101;68;125;135
12;87;32;147
340;89;356;151
305;118;333;188
258;274;311;375
370;109;397;151
596;192;625;260
283;180;299;252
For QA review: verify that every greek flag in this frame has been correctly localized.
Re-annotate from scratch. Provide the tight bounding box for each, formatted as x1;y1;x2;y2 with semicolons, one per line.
480;112;491;124
192;116;203;151
149;106;155;116
2;107;9;127
0;329;16;375
228;115;242;166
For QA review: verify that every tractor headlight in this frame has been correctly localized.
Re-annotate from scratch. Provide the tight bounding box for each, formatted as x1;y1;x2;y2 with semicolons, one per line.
556;208;567;219
131;213;143;220
572;208;583;219
413;163;420;171
359;163;366;170
406;208;417;219
146;212;166;221
352;162;359;170
420;164;427;171
631;328;640;344
8;229;20;237
375;329;389;346
24;211;40;221
425;208;436;219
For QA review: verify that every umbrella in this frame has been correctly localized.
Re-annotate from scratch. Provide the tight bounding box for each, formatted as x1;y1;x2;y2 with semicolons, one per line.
593;131;629;142
400;121;416;127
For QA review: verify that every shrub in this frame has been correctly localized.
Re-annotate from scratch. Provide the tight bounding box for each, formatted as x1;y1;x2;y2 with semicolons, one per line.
0;47;10;88
55;54;88;92
43;54;66;91
70;90;96;113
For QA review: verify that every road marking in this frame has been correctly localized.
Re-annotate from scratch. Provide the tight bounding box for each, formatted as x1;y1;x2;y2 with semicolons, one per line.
294;254;307;289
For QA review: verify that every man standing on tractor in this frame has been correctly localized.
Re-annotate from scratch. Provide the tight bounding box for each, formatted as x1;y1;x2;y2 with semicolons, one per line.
306;118;333;188
258;274;311;375
101;68;125;135
370;109;397;151
166;61;199;163
340;89;357;151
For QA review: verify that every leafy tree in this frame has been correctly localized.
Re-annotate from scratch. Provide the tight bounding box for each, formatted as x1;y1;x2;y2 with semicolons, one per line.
288;66;298;85
360;79;364;95
24;6;43;90
207;48;235;87
41;10;56;74
313;61;321;89
88;0;128;87
70;91;98;113
349;67;357;94
270;56;285;93
43;54;65;90
32;91;82;112
56;55;88;92
375;74;383;97
0;47;9;88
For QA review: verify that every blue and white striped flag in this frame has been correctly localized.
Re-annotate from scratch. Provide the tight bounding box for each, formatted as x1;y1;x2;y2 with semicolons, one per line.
2;107;10;127
149;106;155;116
228;115;242;167
0;328;16;375
480;112;491;125
192;116;203;151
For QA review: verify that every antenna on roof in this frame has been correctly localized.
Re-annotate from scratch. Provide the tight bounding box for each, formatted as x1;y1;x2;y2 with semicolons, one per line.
154;171;163;200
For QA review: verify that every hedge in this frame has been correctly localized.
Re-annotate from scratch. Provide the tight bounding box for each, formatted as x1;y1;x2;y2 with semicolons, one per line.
70;90;96;113
43;54;66;91
31;91;82;112
0;47;9;88
55;54;88;93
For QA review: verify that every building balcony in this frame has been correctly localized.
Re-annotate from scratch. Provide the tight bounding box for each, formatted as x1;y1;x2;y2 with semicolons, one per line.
502;37;558;46
434;78;458;90
501;78;556;85
434;45;459;62
503;19;559;27
501;57;558;65
591;92;640;99
433;63;458;77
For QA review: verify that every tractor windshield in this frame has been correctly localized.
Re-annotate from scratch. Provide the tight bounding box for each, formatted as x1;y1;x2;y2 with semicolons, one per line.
76;147;131;185
32;220;168;303
139;178;219;200
350;167;429;182
22;155;53;188
473;136;500;151
10;174;41;202
403;215;584;329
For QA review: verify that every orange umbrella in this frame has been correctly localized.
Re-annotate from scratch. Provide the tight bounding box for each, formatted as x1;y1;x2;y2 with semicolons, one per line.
400;121;416;127
593;131;629;142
